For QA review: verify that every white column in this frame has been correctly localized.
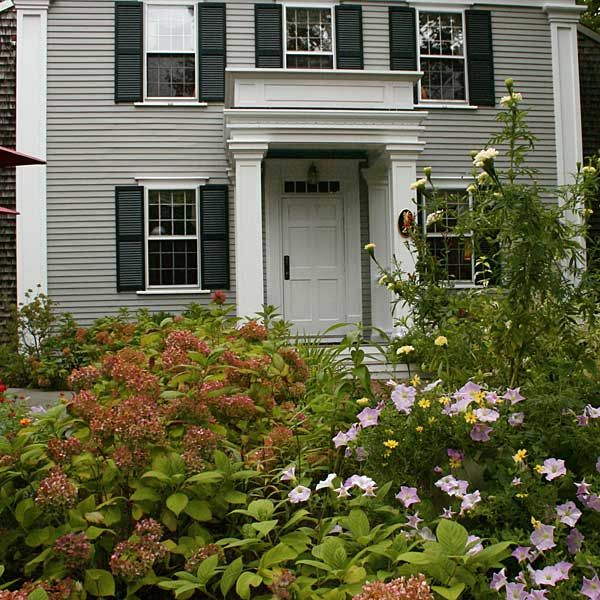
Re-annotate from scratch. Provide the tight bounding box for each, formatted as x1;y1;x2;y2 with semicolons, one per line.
386;145;424;328
544;3;586;276
15;0;49;305
544;4;585;187
230;143;268;320
362;164;394;337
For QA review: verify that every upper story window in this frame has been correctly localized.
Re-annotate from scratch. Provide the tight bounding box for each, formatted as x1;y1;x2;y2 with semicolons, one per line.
418;12;466;102
145;4;197;100
285;6;334;69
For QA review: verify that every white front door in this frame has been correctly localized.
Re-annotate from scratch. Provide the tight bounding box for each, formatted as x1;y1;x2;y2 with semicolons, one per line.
282;193;347;336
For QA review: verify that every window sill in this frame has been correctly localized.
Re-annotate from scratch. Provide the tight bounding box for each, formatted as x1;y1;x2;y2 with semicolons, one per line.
134;102;209;108
136;289;212;296
417;103;478;110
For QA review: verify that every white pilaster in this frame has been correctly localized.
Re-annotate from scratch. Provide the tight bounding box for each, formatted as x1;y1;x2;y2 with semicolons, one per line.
15;0;49;305
544;4;585;187
230;143;268;320
386;146;424;328
362;164;394;337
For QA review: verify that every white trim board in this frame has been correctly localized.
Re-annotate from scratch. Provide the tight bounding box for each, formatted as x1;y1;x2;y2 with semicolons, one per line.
0;1;14;13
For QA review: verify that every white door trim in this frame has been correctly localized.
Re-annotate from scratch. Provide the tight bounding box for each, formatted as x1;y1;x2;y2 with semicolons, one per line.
265;159;362;329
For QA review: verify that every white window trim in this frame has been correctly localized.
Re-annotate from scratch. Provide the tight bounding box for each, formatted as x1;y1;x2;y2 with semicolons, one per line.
143;1;199;103
416;8;470;105
283;3;336;70
138;178;210;293
420;177;477;286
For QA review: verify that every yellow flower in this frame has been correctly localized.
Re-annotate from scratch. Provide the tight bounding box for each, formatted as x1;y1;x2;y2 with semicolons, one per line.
384;439;399;450
531;516;541;529
434;335;448;347
464;411;477;424
415;426;424;433
418;399;431;409
428;416;437;425
356;397;370;406
364;243;376;253
438;396;451;406
534;464;544;474
397;345;415;356
385;429;395;436
411;374;421;387
516;493;529;499
513;449;528;463
449;458;462;469
474;391;486;406
384;450;391;458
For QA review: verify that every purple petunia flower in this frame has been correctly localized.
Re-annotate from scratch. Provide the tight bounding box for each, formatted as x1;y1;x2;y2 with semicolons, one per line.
441;507;456;519
582;493;600;512
447;448;464;461
280;465;296;482
435;475;469;497
575;480;593;497
539;458;567;481
530;524;556;552
406;512;423;529
474;408;500;422
357;406;381;428
419;527;436;542
508;413;525;427
460;491;482;514
467;535;483;556
577;413;590;427
345;474;377;496
585;405;600;419
596;457;600;474
504;387;525;404
556;501;581;527
345;423;360;442
490;568;507;591
335;485;351;498
332;431;350;448
486;391;501;404
395;486;420;508
505;582;527;600
581;575;600;599
288;485;311;504
512;546;532;563
528;590;549;599
423;379;443;392
566;528;584;554
344;447;353;458
355;446;367;461
471;423;493;442
315;473;337;491
512;477;522;487
533;562;571;587
391;384;416;414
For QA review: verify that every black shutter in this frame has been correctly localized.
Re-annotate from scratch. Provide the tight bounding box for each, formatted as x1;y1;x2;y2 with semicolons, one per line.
255;4;283;68
115;1;143;103
200;185;230;290
466;10;495;107
389;7;417;71
335;5;363;70
198;3;226;102
116;186;145;292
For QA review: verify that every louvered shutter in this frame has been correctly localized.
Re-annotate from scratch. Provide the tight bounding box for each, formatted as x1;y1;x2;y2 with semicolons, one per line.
198;3;226;102
255;4;283;68
115;1;143;103
116;186;145;292
200;185;230;290
335;5;363;70
466;10;495;107
389;7;417;71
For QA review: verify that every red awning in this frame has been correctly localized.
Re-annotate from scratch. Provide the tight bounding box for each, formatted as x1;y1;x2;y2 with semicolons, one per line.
0;146;46;167
0;206;19;215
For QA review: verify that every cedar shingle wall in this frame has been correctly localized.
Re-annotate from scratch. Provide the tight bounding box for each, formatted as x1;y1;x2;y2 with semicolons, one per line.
579;30;600;159
0;7;16;342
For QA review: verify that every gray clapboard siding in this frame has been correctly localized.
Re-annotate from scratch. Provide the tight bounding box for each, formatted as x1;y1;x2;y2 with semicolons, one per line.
47;0;233;325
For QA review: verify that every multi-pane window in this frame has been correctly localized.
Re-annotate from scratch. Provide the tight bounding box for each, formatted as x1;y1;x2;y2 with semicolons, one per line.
423;190;474;283
285;7;334;69
147;190;199;287
418;12;466;102
146;5;196;99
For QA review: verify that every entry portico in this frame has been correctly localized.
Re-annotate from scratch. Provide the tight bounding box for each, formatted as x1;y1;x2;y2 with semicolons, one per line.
225;68;426;336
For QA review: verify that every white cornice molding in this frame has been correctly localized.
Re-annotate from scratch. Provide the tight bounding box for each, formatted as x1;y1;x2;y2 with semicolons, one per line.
543;3;586;22
0;1;14;13
13;0;48;9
